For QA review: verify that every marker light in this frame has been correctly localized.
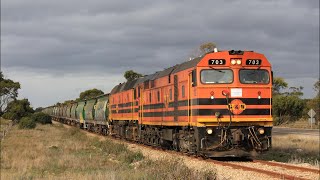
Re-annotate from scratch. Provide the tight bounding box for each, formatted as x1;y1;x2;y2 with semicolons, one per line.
258;91;261;99
206;128;213;135
222;90;229;96
210;91;215;99
231;60;236;65
236;60;242;65
258;128;265;135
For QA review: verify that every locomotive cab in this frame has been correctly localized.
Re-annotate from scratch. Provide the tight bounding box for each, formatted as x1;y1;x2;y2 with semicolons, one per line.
192;50;273;157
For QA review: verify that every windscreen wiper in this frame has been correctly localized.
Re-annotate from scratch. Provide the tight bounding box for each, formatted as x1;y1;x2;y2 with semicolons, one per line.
209;66;224;73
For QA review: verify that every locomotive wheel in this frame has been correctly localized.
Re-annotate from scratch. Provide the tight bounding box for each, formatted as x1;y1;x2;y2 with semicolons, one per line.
172;138;180;151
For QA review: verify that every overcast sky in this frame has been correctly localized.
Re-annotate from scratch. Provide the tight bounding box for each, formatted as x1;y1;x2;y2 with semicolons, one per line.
1;0;319;108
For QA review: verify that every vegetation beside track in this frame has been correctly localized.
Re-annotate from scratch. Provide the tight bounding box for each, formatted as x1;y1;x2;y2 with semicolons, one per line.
0;118;13;140
0;123;216;180
0;118;11;131
276;118;320;129
258;134;319;167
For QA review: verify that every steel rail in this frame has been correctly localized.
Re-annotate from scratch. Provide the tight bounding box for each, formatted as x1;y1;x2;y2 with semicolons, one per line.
253;159;320;174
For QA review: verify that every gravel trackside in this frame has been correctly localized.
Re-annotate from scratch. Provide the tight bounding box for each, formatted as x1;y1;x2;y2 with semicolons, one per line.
114;139;279;180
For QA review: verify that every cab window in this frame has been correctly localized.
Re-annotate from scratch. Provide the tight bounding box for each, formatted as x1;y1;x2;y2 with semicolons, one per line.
239;69;270;84
200;69;233;84
182;85;185;98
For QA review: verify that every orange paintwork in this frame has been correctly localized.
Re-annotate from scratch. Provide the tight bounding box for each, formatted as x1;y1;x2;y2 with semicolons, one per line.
109;51;273;127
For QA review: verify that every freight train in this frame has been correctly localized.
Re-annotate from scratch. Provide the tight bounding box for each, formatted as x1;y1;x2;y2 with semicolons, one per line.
43;49;273;157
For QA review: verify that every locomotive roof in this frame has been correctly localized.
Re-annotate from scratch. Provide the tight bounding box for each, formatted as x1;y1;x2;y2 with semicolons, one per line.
152;66;176;80
95;93;109;99
123;78;138;91
119;82;127;92
110;83;124;94
171;57;202;74
110;84;119;94
110;56;203;94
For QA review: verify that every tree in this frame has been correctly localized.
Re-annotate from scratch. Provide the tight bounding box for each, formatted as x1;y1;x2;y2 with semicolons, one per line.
78;88;104;100
314;80;320;97
35;107;43;112
272;77;288;95
63;100;74;104
189;42;217;58
304;80;320;124
19;117;36;129
273;95;305;124
0;71;21;115
2;99;34;121
271;77;308;125
124;70;143;81
199;42;216;54
31;112;52;124
287;86;304;97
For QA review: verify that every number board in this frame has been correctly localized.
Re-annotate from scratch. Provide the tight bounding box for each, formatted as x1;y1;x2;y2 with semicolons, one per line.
208;59;226;65
246;59;262;65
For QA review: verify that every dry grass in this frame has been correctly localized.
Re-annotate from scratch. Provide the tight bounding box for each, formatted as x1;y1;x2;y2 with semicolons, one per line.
0;118;13;140
278;118;320;129
0;123;216;180
0;118;12;131
259;134;320;167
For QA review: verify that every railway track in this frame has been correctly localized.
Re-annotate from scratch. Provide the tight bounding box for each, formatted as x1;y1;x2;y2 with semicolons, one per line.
207;159;318;180
55;121;320;180
253;160;320;174
157;148;319;180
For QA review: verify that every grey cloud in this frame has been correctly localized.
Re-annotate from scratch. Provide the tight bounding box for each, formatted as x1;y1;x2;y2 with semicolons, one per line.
1;0;319;107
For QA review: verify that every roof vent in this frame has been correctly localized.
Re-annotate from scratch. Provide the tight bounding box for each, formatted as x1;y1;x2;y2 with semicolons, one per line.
229;50;244;55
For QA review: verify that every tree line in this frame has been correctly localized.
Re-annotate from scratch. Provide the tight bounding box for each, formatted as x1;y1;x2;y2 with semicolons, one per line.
272;77;319;125
1;70;319;127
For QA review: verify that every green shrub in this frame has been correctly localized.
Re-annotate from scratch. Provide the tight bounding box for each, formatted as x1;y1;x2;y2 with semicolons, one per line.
2;112;17;121
32;112;52;124
2;99;34;121
272;95;305;124
19;117;36;129
90;139;144;164
119;151;144;164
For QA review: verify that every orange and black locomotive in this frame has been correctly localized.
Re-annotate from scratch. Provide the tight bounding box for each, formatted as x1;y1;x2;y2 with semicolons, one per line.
45;49;273;157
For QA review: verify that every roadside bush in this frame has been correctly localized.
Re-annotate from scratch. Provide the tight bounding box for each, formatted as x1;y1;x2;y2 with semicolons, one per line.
1;99;34;121
32;112;52;124
272;95;305;124
19;117;36;129
2;112;17;121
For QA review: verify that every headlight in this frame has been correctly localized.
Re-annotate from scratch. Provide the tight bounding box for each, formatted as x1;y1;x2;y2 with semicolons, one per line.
231;60;236;65
258;128;265;135
206;128;213;135
236;60;242;65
